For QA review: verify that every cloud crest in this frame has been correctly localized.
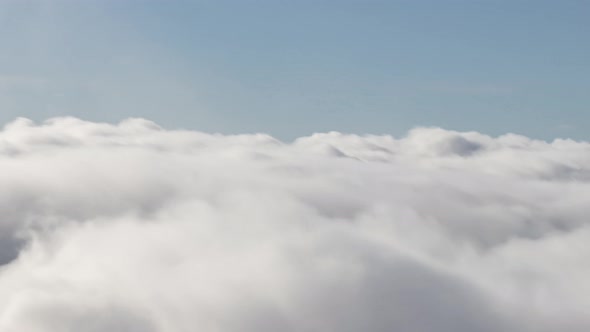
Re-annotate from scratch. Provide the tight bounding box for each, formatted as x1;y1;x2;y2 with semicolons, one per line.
0;117;589;331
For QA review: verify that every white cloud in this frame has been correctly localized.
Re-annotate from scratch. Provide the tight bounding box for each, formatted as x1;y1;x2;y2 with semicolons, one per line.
0;117;589;331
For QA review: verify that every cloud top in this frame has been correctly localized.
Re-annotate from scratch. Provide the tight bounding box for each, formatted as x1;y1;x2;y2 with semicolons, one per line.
0;117;589;332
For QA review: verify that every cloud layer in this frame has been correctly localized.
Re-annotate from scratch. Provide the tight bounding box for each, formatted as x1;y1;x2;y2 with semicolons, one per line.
0;117;589;331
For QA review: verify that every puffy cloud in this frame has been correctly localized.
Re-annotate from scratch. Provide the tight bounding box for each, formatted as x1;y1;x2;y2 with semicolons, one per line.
0;117;589;331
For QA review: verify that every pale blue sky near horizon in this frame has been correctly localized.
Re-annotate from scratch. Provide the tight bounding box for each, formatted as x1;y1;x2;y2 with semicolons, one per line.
0;0;588;141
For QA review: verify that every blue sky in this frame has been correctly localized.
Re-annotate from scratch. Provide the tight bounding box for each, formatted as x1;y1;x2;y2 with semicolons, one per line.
0;0;588;140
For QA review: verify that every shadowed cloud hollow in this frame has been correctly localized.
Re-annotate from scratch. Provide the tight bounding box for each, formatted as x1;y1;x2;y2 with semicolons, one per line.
0;117;589;331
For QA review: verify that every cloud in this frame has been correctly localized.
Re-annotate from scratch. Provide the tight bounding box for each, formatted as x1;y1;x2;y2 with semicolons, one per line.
0;117;589;331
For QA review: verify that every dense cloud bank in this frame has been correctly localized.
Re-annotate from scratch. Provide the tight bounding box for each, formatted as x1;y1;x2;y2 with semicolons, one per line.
0;117;589;331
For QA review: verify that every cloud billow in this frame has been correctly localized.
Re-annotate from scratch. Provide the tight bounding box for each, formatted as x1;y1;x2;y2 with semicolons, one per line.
0;117;589;332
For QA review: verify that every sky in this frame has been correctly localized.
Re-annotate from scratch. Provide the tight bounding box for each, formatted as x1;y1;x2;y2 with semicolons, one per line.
0;0;588;140
2;3;590;329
